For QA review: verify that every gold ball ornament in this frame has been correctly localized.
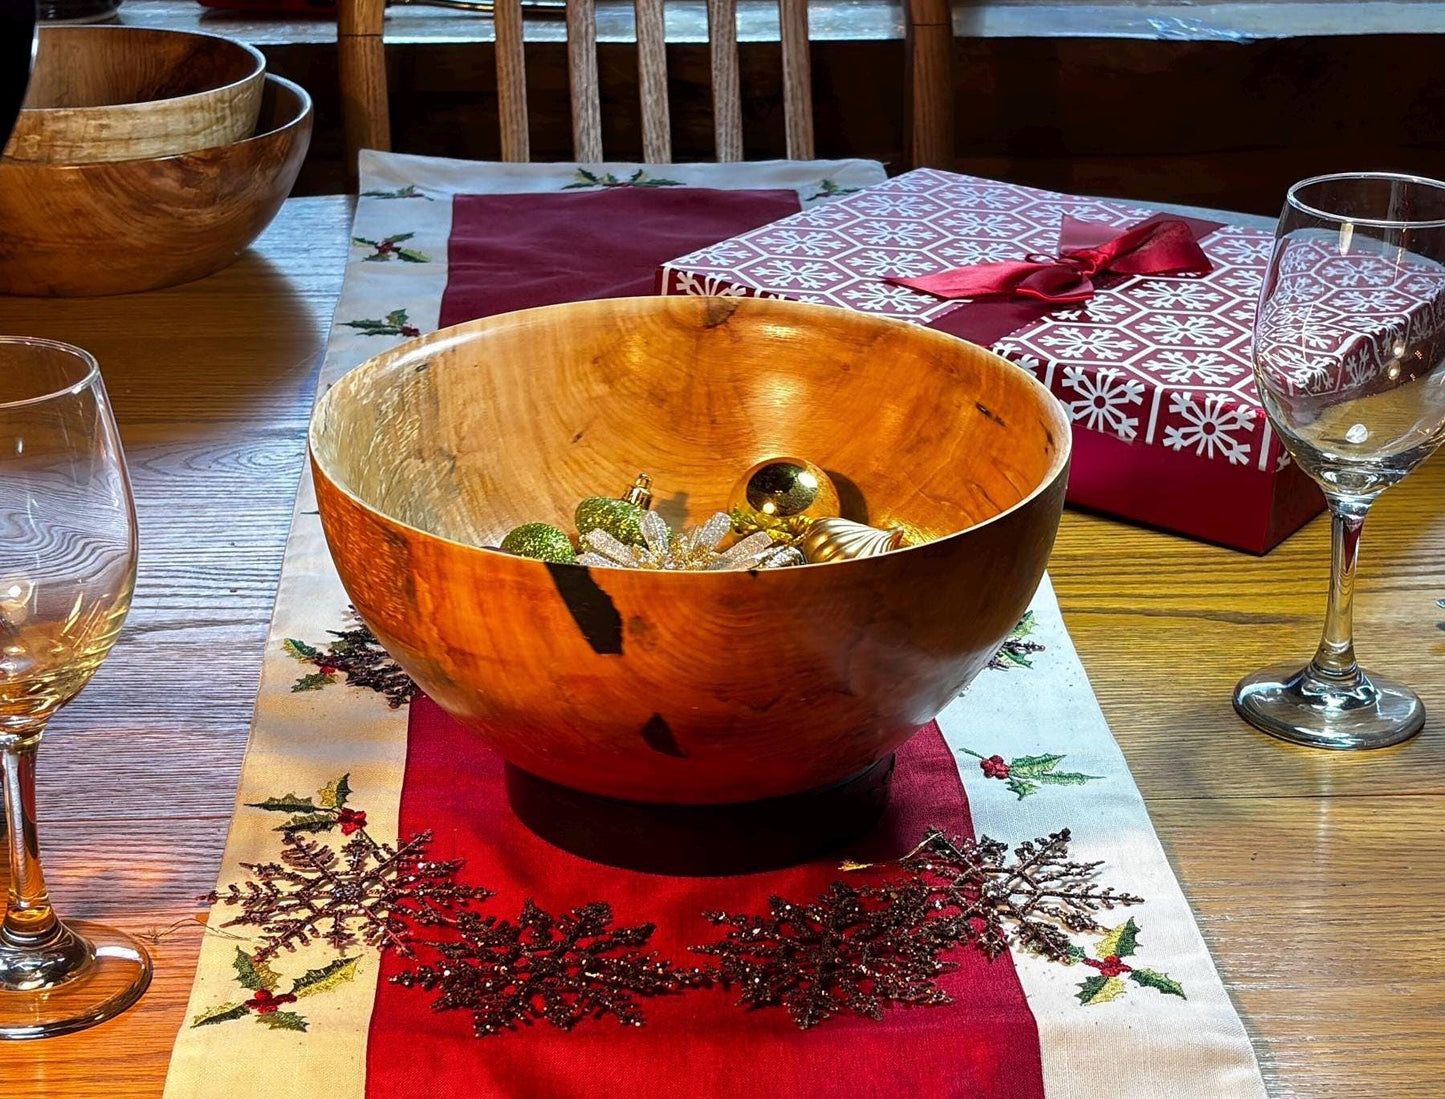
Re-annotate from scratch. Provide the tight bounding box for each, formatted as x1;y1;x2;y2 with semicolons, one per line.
727;457;841;526
500;522;576;564
575;496;646;546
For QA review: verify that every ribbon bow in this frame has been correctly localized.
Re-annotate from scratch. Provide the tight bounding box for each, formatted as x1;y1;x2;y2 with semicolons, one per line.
889;215;1213;305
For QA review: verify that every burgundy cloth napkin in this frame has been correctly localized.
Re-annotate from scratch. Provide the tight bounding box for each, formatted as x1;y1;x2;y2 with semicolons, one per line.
439;187;803;329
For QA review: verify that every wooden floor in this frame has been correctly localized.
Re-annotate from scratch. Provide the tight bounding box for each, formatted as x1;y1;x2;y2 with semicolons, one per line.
0;196;1441;1095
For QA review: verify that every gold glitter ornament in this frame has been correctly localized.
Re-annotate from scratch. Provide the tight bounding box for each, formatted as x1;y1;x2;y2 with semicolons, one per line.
575;496;646;546
500;522;576;564
800;518;907;564
727;457;840;526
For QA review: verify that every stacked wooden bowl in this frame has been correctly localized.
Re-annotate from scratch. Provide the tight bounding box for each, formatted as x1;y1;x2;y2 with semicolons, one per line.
0;26;312;297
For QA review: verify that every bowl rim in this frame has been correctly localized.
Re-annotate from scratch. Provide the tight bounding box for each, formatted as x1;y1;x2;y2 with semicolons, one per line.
18;25;266;121
310;296;1072;578
0;74;312;173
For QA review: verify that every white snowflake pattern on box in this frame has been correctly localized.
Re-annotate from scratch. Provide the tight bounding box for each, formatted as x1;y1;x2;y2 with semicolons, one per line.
660;168;1445;476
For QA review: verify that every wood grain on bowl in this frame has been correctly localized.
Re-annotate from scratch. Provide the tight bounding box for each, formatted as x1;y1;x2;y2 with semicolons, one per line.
4;26;265;163
0;75;310;298
310;296;1071;805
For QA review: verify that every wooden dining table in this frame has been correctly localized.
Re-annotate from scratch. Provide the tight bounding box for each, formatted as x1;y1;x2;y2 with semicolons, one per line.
0;194;1440;1098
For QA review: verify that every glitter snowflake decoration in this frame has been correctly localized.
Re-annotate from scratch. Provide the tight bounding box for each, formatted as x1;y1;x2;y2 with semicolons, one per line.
392;900;709;1036
694;878;960;1030
210;830;492;961
894;828;1144;962
578;510;802;571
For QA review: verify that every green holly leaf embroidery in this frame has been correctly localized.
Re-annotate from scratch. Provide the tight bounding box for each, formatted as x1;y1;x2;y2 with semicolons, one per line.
245;794;318;814
1008;753;1066;776
317;773;352;810
384;309;410;327
1036;771;1103;787
1064;944;1088;965
258;1010;308;1032
1005;776;1039;800
191;1001;250;1027
361;185;433;200
807;179;862;201
1097;918;1140;960
292;671;337;692
1075;975;1127;1005
283;638;321;662
232;948;280;992
396;248;430;263
1010;611;1036;638
1130;968;1186;999
994;646;1035;668
275;812;339;834
292;956;361;998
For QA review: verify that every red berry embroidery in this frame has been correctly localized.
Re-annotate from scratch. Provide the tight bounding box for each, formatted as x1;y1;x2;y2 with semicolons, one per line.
980;755;1011;780
401;325;420;337
1085;954;1133;979
244;988;298;1015
337;807;368;835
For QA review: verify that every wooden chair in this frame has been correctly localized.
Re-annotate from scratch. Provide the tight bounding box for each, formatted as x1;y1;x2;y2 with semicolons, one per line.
337;0;955;180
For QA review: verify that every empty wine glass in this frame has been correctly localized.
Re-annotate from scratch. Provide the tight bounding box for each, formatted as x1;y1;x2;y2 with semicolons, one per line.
0;337;149;1038
1235;172;1445;749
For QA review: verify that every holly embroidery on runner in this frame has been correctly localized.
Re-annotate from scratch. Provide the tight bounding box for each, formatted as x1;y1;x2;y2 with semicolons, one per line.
959;748;1103;800
1068;918;1187;1005
352;232;431;263
283;612;417;708
563;168;683;189
341;309;421;338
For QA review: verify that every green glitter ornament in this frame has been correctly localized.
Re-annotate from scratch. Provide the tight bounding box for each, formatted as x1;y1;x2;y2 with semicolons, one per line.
575;496;646;547
500;522;576;563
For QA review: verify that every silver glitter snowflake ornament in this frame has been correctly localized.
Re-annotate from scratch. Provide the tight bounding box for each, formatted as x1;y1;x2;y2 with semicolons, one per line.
577;510;803;571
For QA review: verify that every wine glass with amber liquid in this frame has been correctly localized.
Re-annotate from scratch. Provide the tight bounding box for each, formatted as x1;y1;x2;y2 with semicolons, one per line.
0;337;149;1038
1235;173;1445;749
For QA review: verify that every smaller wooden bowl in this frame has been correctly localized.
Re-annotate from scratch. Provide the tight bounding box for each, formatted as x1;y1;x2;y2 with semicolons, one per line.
0;75;311;298
4;26;265;163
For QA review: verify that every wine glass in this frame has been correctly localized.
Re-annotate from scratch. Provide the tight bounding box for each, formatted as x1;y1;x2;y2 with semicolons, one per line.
0;337;149;1037
1235;172;1445;749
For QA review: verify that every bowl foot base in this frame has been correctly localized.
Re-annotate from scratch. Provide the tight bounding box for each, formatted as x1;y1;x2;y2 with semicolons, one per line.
505;757;896;876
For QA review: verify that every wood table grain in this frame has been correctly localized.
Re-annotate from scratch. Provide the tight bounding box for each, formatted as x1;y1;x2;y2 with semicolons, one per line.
0;195;1440;1097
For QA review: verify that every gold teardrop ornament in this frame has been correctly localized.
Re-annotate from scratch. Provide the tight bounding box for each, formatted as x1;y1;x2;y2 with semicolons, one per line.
800;517;908;564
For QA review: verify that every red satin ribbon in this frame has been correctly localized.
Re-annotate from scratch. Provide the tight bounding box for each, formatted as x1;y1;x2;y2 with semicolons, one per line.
890;214;1213;304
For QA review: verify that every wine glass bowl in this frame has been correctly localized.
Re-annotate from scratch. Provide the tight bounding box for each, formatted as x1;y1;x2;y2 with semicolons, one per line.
1235;173;1445;749
0;336;150;1038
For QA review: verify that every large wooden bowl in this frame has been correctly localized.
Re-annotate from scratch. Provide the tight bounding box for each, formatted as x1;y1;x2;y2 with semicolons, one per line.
4;26;265;164
310;296;1071;805
0;75;310;298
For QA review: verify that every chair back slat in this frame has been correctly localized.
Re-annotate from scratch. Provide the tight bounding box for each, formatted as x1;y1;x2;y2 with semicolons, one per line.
777;0;814;159
337;0;389;168
566;0;605;162
634;0;672;163
707;0;743;161
337;0;936;180
494;0;530;162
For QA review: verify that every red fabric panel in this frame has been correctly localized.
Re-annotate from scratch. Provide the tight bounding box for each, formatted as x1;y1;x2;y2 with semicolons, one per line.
365;697;1046;1099
438;187;804;328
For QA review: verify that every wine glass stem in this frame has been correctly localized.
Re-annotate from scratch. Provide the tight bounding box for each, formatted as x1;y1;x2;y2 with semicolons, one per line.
1;738;59;947
1309;498;1369;684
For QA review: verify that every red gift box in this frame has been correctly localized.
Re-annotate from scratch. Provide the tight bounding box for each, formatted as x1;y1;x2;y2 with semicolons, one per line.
658;169;1330;553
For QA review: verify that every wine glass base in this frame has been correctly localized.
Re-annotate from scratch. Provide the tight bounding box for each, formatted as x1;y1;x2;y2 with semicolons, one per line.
1234;662;1425;751
0;920;152;1039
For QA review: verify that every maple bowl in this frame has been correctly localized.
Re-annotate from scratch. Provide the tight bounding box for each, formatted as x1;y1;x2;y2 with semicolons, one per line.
5;26;266;163
310;296;1070;806
0;75;309;297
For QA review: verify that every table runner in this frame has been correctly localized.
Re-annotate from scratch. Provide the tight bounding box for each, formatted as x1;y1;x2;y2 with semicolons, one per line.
163;152;1265;1098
